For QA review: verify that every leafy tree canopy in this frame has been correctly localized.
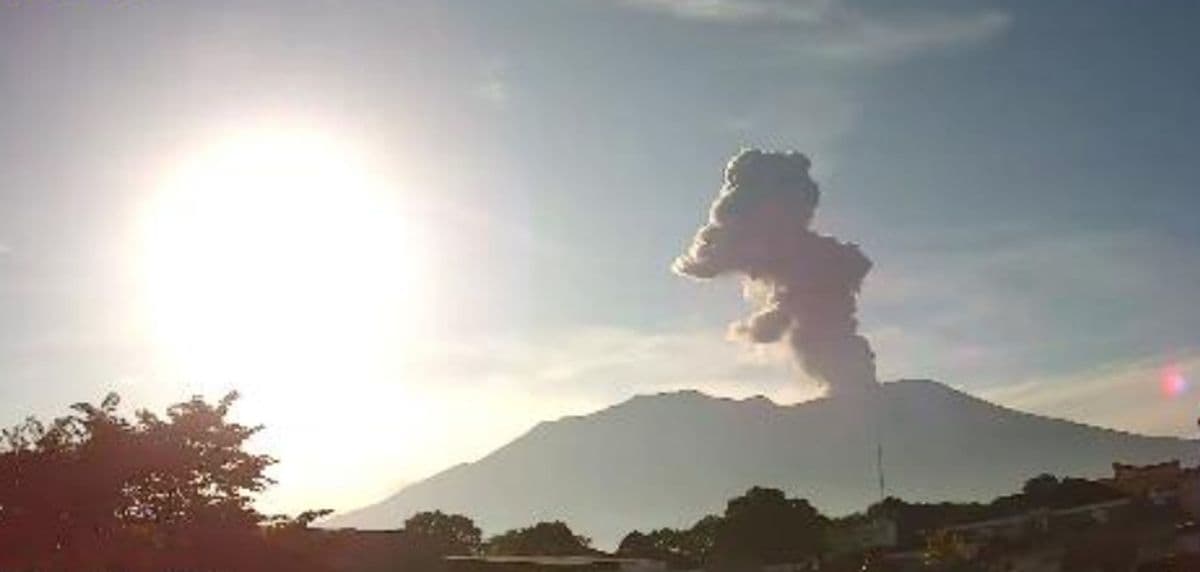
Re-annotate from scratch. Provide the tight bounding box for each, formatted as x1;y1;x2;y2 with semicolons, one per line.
0;391;326;571
405;510;482;555
617;515;719;569
619;488;830;569
486;520;593;556
710;486;828;566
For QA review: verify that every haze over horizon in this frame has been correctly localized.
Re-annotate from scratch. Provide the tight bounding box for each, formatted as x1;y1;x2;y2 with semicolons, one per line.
2;0;1199;518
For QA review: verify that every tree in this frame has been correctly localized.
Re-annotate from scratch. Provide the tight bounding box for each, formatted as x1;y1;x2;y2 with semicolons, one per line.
1020;474;1124;510
683;514;720;563
620;489;827;570
486;521;593;556
617;517;719;569
405;510;482;555
126;393;275;529
618;530;654;556
1022;473;1061;506
0;393;151;570
864;497;991;548
618;529;688;566
709;487;828;567
0;391;327;572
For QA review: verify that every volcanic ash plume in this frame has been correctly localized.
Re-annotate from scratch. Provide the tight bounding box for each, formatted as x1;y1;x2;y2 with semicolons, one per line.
673;150;877;395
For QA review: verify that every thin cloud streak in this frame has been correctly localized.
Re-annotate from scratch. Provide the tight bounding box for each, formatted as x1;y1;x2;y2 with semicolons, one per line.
626;0;834;24
979;350;1200;439
811;10;1010;63
621;0;1011;63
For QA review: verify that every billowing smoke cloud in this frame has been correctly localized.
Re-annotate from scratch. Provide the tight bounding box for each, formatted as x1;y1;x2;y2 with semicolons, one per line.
673;150;877;395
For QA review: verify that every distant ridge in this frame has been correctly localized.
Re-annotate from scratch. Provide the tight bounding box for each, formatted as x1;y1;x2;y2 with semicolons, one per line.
327;380;1197;547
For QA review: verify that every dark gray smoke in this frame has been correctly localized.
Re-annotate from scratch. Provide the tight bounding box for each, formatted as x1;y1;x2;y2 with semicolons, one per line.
673;150;878;395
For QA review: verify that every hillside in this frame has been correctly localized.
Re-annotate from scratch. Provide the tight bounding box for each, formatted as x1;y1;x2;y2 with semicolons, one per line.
327;380;1198;547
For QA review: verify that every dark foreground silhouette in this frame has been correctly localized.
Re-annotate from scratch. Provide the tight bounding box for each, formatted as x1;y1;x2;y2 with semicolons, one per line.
5;393;1199;571
0;392;335;571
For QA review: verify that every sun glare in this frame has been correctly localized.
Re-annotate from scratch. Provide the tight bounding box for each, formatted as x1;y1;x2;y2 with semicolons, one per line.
139;128;430;391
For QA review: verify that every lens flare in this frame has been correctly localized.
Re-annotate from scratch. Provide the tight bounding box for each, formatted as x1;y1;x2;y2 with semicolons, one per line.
1160;365;1189;398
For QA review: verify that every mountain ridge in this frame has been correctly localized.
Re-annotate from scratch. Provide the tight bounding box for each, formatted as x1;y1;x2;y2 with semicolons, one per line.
327;379;1197;548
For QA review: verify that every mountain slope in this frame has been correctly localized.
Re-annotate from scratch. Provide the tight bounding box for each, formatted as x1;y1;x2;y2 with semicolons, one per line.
327;380;1198;547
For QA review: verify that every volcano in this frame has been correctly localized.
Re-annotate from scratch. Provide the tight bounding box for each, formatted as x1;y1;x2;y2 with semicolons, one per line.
327;380;1197;547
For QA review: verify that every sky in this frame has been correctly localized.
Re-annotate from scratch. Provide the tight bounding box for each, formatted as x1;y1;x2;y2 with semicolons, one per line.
1;0;1199;516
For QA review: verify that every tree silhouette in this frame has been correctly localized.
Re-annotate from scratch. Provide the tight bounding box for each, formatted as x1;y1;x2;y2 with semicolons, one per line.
126;393;273;529
617;516;719;569
0;393;145;569
619;490;827;569
486;521;593;556
684;514;720;563
1020;474;1123;510
709;486;828;567
0;391;327;571
405;510;482;556
617;530;654;556
1022;473;1061;506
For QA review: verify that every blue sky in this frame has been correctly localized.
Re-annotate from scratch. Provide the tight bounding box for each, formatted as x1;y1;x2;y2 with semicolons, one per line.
1;0;1198;513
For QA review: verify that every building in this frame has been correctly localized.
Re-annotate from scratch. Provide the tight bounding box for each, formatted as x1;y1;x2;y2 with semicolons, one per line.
1107;461;1187;504
931;496;1132;569
941;497;1130;541
1102;460;1200;516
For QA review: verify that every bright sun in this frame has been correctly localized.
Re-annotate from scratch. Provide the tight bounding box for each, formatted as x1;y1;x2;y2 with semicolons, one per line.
139;128;429;390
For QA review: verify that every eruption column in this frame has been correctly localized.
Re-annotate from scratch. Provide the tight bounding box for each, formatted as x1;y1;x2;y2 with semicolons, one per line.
673;150;878;395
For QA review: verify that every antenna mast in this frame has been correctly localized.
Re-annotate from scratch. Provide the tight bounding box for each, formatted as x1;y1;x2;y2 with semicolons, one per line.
876;431;886;502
